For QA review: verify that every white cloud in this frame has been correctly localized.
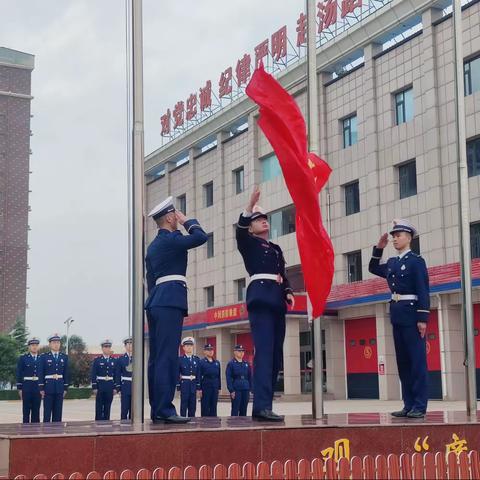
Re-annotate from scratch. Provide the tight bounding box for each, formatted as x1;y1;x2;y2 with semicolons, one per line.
1;0;303;345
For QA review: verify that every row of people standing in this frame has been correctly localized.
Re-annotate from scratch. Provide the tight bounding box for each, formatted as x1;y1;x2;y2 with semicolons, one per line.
91;337;133;421
178;337;252;418
16;335;133;423
16;334;69;423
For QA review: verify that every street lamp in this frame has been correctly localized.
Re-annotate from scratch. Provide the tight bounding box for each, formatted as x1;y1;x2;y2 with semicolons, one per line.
64;317;74;355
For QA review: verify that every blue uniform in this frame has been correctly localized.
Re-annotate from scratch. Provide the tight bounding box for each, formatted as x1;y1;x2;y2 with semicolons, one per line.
91;356;117;420
38;352;69;422
226;358;252;416
145;219;208;420
115;353;132;420
178;355;200;417
199;357;221;417
16;353;41;423
236;213;292;415
369;247;430;413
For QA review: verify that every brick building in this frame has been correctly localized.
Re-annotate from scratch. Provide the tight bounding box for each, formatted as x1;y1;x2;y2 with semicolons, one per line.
0;47;34;333
144;0;480;401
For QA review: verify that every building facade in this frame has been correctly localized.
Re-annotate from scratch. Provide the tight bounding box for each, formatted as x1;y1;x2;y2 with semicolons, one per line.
0;48;34;333
145;0;480;401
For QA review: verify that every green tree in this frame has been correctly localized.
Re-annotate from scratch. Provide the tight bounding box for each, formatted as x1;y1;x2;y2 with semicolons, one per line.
10;316;29;354
0;335;19;386
60;334;91;387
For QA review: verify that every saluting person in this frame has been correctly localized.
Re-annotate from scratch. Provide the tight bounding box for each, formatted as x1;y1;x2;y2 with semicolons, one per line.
145;196;208;423
369;219;430;419
236;186;293;421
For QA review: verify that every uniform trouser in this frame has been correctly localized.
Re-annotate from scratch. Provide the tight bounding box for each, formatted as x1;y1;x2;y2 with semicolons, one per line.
43;393;64;422
121;392;132;420
180;381;197;417
392;324;428;413
249;308;286;414
22;390;41;423
201;387;219;417
95;390;114;420
147;306;184;419
231;389;250;416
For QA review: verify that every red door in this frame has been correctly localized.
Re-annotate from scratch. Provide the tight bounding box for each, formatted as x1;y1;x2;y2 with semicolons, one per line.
345;317;379;399
236;333;254;365
474;304;480;398
425;311;442;399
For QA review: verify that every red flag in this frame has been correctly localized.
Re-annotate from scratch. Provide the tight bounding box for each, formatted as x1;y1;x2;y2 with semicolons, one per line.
246;66;334;318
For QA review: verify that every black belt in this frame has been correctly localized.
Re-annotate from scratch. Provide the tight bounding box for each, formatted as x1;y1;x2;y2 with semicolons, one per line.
234;375;246;380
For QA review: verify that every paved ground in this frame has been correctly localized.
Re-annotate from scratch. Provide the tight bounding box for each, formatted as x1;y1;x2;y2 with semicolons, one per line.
0;396;469;424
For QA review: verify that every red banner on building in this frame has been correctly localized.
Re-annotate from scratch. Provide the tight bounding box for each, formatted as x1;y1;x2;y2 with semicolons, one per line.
246;66;334;318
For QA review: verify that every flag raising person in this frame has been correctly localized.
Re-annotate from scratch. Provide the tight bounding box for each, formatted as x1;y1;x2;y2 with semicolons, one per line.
236;186;294;422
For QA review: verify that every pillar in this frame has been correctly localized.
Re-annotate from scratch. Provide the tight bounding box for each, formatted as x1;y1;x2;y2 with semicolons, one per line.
283;316;301;395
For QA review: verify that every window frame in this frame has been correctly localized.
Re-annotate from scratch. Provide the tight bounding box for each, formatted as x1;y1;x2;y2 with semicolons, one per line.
342;114;357;148
203;181;214;207
206;232;214;258
234;167;245;194
398;160;417;199
344;180;360;216
395;87;414;125
346;250;363;283
205;286;215;308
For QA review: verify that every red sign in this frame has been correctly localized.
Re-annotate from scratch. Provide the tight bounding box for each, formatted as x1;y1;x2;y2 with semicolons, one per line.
160;1;363;136
219;66;233;98
236;54;251;86
255;39;269;69
271;26;287;62
318;0;338;33
199;80;212;111
209;304;247;322
296;13;307;47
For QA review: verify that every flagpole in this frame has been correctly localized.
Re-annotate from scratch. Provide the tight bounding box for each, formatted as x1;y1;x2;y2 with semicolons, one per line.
131;0;145;424
452;0;477;416
306;0;324;419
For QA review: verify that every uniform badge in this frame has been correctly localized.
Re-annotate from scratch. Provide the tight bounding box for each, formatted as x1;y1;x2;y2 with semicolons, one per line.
401;265;406;270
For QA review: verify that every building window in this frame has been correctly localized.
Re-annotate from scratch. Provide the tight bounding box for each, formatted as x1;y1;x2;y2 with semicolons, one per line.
346;251;362;283
395;87;414;125
234;167;245;194
286;265;305;292
342;115;358;148
260;153;282;182
471;223;480;259
235;278;246;302
344;181;360;216
206;233;214;258
268;205;296;240
411;236;420;255
467;137;480;177
205;286;215;308
398;160;417;199
176;194;186;214
464;56;480;96
203;181;213;207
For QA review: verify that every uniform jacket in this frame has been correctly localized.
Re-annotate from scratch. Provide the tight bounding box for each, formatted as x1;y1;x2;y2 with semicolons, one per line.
115;353;132;395
91;356;117;392
199;357;221;390
226;358;252;392
236;213;293;313
369;247;430;325
38;352;69;394
145;219;208;312
178;355;201;390
16;353;40;393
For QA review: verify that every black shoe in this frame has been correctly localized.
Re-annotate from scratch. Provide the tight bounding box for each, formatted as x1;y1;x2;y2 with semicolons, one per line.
406;410;425;419
252;410;284;422
152;415;190;424
391;408;410;417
